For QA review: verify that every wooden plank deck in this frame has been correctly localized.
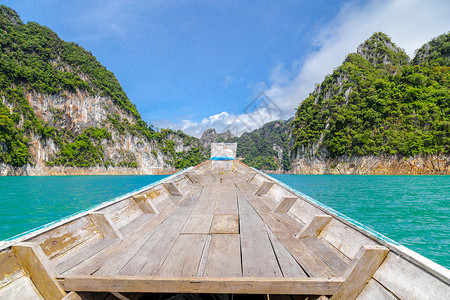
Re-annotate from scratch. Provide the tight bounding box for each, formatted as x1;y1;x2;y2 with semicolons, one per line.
55;170;352;295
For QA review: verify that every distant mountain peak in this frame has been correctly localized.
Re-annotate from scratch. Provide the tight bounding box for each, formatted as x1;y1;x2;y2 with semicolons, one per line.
0;5;23;26
356;32;409;67
412;32;450;66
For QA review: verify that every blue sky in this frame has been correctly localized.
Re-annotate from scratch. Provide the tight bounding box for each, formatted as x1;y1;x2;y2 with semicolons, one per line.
2;0;450;137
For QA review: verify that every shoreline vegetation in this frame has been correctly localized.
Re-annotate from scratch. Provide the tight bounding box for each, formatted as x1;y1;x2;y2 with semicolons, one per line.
0;5;449;176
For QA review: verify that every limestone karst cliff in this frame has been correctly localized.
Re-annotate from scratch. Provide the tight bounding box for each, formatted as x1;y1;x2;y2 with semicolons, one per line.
0;6;207;175
290;32;450;174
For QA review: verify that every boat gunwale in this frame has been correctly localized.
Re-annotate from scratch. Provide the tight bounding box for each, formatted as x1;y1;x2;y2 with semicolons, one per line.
249;165;450;285
1;160;448;286
0;167;194;250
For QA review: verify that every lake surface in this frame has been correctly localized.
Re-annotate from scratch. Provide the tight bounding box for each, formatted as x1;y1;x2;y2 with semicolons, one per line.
271;174;449;268
0;174;448;268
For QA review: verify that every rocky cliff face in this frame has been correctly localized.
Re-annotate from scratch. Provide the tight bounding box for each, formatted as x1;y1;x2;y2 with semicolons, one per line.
0;6;207;175
291;154;450;175
290;32;450;174
0;88;189;175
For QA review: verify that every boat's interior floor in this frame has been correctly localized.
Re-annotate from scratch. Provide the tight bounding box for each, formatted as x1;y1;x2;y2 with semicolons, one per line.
54;173;350;280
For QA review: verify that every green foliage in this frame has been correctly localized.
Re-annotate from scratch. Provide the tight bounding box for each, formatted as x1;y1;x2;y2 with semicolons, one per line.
231;120;292;171
0;102;28;166
156;128;208;169
413;32;450;67
292;32;450;158
47;127;112;167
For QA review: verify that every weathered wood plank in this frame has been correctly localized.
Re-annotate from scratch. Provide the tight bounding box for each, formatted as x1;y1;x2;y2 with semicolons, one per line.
265;226;308;278
89;213;123;239
181;214;213;234
296;215;332;239
373;252;450;300
132;195;158;214
236;182;337;277
196;235;212;276
120;201;197;276
301;237;351;276
119;213;154;236
273;197;298;213
0;249;26;288
163;182;183;196
355;279;397;300
55;239;116;275
62;291;82;300
331;245;389;300
214;182;238;215
180;185;216;234
63;201;180;276
12;242;66;300
203;234;242;277
238;192;282;277
158;234;208;276
254;181;274;196
28;216;100;260
57;275;343;295
0;275;44;300
319;218;377;260
100;198;143;229
210;214;239;234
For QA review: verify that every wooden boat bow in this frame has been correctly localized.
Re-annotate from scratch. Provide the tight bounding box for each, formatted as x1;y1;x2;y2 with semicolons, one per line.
0;143;449;299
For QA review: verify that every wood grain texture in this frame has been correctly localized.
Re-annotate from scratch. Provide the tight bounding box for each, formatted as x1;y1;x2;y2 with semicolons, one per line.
0;275;44;300
89;213;123;239
0;249;25;287
57;275;343;295
331;245;389;300
62;291;82;300
355;279;397;300
254;181;274;196
273;197;298;213
63;201;180;276
238;192;282;277
214;182;238;215
158;234;208;276
112;204;194;276
12;242;66;300
55;239;115;274
296;215;332;239
210;214;239;234
203;234;242;277
237;182;337;278
373;252;450;300
29;216;100;261
265;226;307;278
163;182;183;196
132;195;158;214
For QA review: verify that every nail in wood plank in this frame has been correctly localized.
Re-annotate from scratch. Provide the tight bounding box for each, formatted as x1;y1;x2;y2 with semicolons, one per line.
331;245;389;300
296;215;332;239
163;182;183;196
12;242;66;300
254;181;274;196
273;197;298;213
89;212;123;239
132;195;159;214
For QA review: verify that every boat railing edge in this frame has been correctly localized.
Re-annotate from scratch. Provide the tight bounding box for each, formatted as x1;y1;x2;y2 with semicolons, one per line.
249;166;450;284
0;166;194;251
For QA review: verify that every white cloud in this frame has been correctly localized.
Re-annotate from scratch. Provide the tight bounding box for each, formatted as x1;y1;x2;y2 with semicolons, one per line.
264;0;450;119
154;105;282;138
157;0;450;137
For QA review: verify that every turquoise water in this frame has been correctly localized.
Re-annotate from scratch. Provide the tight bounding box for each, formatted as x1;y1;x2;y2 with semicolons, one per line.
0;175;448;268
0;175;167;241
272;175;450;268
